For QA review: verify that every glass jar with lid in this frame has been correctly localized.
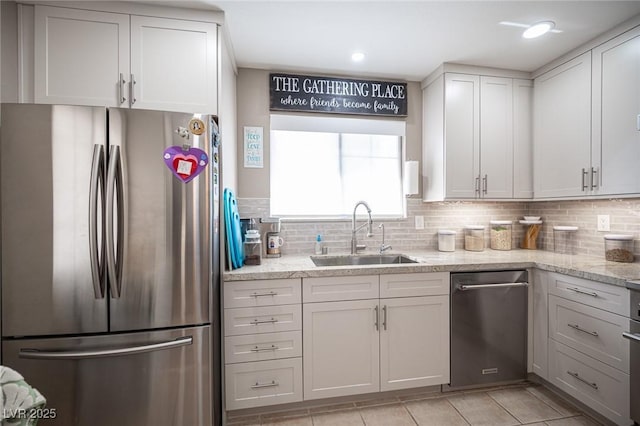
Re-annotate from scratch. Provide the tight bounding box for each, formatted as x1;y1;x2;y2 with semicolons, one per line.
464;225;485;251
604;234;635;263
553;226;578;254
490;220;513;251
243;229;262;265
438;230;456;252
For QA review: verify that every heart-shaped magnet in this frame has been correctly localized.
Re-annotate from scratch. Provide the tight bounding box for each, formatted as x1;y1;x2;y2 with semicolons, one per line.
163;146;209;183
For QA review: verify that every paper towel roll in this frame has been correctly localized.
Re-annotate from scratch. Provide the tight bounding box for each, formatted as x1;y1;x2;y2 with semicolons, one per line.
403;160;419;195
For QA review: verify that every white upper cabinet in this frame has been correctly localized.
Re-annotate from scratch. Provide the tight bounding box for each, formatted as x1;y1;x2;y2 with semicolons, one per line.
34;6;130;107
443;73;480;199
129;16;217;113
533;52;592;198
423;70;532;201
591;26;640;196
480;76;514;198
33;5;218;114
513;79;534;199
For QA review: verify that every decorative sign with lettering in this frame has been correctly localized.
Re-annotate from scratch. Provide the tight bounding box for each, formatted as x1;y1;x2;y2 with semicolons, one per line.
270;73;407;116
244;126;264;168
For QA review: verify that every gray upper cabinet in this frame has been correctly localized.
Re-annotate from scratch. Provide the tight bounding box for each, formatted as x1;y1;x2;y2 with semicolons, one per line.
533;52;592;199
28;4;219;114
422;68;532;201
534;23;640;199
591;26;640;196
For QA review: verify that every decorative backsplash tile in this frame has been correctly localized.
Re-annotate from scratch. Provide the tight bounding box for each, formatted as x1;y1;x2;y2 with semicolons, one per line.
236;197;640;259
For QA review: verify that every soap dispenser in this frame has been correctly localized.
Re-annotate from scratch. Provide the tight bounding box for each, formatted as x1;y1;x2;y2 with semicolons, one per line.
314;234;323;255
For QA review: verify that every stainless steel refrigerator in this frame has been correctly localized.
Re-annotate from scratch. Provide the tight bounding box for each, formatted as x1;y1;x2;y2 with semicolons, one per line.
0;104;221;426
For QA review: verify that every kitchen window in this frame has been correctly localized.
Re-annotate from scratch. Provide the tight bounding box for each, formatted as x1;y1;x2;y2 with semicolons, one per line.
270;115;405;218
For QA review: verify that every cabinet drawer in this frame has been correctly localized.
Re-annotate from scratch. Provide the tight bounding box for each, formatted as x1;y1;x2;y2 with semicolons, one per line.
549;295;629;373
225;331;302;364
225;358;302;410
547;272;629;316
224;279;301;308
548;340;630;425
380;272;449;298
224;305;301;336
303;275;379;302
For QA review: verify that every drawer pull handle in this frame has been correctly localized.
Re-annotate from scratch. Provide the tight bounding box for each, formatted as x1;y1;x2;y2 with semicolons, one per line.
568;323;599;337
250;318;278;325
622;332;640;343
567;287;598;298
251;291;278;297
251;380;279;389
250;345;279;352
567;371;598;390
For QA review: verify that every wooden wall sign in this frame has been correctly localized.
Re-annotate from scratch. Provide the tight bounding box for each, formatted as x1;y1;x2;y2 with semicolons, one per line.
269;73;407;117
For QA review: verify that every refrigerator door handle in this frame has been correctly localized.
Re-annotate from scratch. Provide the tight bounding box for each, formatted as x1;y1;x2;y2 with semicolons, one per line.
106;145;124;298
89;144;106;299
18;336;193;360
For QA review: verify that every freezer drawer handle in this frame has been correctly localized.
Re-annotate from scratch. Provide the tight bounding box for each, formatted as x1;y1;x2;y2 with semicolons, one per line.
251;291;278;297
567;287;598;298
250;345;279;352
458;282;529;290
250;380;278;389
18;336;192;360
250;318;278;325
568;323;599;337
622;332;640;343
567;370;598;390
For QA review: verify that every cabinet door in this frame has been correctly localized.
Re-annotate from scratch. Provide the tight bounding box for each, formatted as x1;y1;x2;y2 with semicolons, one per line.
480;76;513;198
592;26;640;195
303;300;379;400
380;296;449;391
513;79;533;199
34;6;130;107
534;52;592;198
130;16;217;114
444;73;480;198
531;270;549;379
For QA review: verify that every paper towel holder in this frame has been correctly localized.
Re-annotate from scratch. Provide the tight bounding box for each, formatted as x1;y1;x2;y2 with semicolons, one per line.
403;160;419;196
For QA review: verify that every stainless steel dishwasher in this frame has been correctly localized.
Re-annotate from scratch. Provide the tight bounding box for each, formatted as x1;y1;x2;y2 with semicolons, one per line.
623;280;640;426
450;270;528;389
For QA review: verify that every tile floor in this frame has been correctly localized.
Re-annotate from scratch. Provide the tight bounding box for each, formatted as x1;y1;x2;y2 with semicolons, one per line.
226;383;603;426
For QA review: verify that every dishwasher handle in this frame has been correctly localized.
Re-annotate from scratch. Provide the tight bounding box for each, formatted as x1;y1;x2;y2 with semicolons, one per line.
458;282;529;291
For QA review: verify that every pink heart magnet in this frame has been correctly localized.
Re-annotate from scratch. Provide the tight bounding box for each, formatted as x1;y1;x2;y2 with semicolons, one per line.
163;146;209;183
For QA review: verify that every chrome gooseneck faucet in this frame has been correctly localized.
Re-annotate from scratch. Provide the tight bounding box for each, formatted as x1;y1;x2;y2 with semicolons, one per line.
351;201;373;254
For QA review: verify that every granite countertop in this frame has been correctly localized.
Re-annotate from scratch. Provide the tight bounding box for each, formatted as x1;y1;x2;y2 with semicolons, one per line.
223;249;640;288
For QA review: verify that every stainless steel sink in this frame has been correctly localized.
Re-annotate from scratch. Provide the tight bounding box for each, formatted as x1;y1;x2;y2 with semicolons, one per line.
310;254;418;267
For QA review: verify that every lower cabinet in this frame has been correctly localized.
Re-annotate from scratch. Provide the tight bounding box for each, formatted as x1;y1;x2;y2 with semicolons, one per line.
536;270;632;425
303;273;450;401
380;296;450;391
303;299;380;400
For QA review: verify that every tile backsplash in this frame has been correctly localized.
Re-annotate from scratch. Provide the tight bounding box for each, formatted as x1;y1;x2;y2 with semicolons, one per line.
236;197;640;258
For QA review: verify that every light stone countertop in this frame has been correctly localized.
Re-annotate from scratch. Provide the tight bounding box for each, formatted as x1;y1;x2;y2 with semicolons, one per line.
223;249;640;288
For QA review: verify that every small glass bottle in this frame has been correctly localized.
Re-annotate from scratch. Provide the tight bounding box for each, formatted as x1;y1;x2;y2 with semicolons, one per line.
243;229;262;265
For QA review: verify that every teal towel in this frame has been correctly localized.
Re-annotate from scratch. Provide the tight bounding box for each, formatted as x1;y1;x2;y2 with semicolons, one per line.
0;366;47;426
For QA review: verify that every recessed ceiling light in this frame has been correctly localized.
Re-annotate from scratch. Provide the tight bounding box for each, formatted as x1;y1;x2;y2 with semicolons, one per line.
499;21;563;36
351;52;365;62
522;21;555;39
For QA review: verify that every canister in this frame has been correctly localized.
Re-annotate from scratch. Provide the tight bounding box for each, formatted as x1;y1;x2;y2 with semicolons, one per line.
604;234;635;263
243;229;262;265
438;230;456;252
464;225;485;251
553;226;578;254
490;220;513;251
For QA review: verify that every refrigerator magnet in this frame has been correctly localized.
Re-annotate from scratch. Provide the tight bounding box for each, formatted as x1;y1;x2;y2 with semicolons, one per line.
163;146;209;183
189;118;206;135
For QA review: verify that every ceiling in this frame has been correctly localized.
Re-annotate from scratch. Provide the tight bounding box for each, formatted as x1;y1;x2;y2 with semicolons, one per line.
200;1;640;82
